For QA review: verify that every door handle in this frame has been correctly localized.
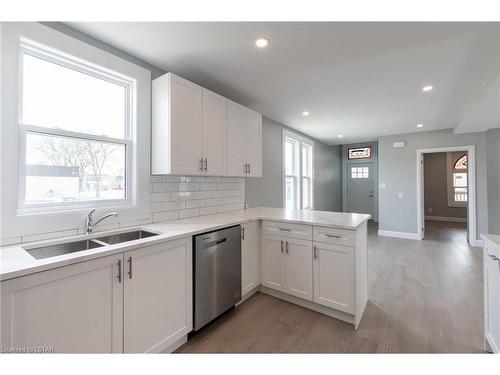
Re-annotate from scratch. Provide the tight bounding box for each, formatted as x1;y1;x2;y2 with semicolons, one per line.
127;256;133;279
204;158;208;172
117;259;122;283
488;254;500;262
369;190;374;198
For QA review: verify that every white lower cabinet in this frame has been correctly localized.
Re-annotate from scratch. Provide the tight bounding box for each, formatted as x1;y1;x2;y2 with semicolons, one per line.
1;254;123;353
261;234;313;300
284;238;313;301
484;240;500;353
123;238;192;353
313;242;354;314
0;237;192;354
241;221;260;296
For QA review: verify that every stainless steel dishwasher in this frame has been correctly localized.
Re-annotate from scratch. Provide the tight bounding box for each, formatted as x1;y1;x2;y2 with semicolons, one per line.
193;225;241;331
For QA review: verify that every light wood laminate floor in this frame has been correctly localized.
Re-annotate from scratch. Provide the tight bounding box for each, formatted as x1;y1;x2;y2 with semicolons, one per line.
178;221;484;353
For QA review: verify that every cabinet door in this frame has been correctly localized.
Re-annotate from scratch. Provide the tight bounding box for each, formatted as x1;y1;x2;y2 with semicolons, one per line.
202;88;227;176
170;74;203;175
485;252;500;353
313;242;354;313
1;254;123;353
261;235;285;292
245;108;262;177
284;238;313;301
123;238;192;353
227;101;246;177
242;221;260;296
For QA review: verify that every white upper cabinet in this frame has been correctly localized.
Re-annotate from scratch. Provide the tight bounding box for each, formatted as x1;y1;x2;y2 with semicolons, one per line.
202;88;227;176
245;108;262;177
152;73;261;177
152;73;203;175
227;101;246;177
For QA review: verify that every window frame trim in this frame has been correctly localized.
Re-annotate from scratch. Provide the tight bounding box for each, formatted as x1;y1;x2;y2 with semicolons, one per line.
282;129;314;210
17;41;135;214
446;152;468;208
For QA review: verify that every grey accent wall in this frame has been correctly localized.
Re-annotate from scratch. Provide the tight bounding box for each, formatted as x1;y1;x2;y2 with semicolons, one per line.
487;128;500;234
41;22;166;79
378;129;488;240
341;141;378;221
423;152;467;219
245;117;342;211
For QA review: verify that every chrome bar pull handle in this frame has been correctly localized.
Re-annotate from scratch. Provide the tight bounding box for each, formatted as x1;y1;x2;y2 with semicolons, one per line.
241;227;245;240
204;158;208;172
280;240;284;253
128;256;133;279
117;259;122;283
285;241;289;254
199;158;204;172
325;234;342;239
248;164;251;174
313;246;318;260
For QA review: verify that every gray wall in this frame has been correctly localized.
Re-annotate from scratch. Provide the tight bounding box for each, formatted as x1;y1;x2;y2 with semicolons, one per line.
342;141;378;221
423;152;467;219
245;117;342;211
378;129;488;240
487;128;500;234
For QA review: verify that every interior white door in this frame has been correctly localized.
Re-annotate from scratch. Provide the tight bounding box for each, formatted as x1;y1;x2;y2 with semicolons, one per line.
0;254;123;353
202;88;227;176
170;74;203;175
347;163;374;216
283;237;313;301
123;239;192;353
227;101;246;177
313;242;354;313
245;108;262;177
261;235;285;292
242;221;260;296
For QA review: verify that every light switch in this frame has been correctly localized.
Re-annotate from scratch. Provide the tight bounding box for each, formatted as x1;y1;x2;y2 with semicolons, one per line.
398;192;404;199
379;182;386;189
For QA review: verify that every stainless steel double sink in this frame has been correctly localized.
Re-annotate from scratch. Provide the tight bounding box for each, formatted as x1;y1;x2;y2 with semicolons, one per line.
24;230;158;260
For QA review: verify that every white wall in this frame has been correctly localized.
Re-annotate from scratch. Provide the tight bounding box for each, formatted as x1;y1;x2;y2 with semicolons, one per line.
245;117;342;211
487;128;500;234
378;129;488;241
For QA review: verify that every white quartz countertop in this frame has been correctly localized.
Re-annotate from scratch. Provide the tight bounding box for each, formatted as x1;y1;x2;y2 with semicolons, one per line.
481;234;500;249
0;207;370;281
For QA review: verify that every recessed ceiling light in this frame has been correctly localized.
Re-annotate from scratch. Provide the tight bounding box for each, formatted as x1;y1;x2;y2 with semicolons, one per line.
417;123;424;128
302;111;310;116
255;38;269;48
338;134;344;138
422;85;434;92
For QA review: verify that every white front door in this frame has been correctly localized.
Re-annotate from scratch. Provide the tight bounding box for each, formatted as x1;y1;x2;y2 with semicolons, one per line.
347;163;374;217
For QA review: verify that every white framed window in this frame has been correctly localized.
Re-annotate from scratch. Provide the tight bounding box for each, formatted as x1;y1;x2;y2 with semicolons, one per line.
18;41;133;212
1;23;151;239
283;130;314;209
447;152;468;207
351;166;369;179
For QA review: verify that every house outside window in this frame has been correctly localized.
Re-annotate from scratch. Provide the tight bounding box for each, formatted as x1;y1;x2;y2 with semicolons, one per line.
283;130;314;209
447;152;468;207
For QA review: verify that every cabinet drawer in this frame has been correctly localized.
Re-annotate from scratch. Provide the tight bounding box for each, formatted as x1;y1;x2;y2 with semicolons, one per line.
313;226;355;247
262;221;312;240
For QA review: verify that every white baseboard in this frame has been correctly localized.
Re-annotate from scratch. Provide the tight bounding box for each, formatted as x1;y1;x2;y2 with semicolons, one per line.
425;215;467;223
378;230;420;240
470;238;484;248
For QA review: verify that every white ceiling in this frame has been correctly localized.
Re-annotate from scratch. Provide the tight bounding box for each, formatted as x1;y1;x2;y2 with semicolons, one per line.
67;22;500;145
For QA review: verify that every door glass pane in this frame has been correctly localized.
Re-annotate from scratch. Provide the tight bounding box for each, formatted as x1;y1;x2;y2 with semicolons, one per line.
453;172;467;187
22;53;126;139
25;132;126;205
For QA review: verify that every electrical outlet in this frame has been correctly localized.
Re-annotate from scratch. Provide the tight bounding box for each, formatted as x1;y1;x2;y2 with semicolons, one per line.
398;192;404;199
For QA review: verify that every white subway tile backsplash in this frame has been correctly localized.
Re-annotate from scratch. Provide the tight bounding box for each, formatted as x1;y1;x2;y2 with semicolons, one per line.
1;176;245;246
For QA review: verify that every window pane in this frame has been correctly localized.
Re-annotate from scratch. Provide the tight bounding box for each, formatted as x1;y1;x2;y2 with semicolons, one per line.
453;172;467;187
302;177;311;209
285;140;294;176
454;187;468;202
285;176;296;208
25;132;126;205
348;147;371;159
22;53;126;139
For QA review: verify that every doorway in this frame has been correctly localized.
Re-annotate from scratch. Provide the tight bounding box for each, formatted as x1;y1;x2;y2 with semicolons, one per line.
347;163;374;217
416;146;477;245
